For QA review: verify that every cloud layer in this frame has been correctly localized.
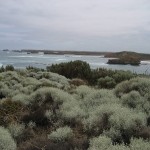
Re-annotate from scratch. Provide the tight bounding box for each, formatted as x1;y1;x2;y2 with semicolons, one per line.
0;0;150;52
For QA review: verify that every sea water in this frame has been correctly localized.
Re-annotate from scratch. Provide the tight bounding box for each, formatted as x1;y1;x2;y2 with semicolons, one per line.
0;50;150;74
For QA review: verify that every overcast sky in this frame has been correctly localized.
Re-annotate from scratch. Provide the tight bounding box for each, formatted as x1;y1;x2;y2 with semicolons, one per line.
0;0;150;53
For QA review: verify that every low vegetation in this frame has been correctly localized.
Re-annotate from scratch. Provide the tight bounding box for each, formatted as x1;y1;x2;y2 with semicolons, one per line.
0;63;150;150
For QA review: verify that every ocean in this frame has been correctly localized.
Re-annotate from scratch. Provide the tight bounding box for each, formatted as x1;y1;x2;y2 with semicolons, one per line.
0;50;150;74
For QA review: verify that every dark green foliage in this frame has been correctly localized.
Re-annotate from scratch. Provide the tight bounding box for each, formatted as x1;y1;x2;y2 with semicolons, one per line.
47;61;136;87
0;65;14;72
26;66;45;72
112;70;135;83
5;65;14;71
0;66;5;72
47;60;92;81
98;76;116;88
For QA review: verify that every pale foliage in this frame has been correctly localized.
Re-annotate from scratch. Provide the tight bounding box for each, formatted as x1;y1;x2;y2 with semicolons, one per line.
88;135;112;150
8;123;25;139
48;126;73;142
0;126;16;150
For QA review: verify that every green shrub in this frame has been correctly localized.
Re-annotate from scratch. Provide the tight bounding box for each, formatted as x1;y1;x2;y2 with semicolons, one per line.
0;66;5;72
5;65;14;71
0;126;16;150
112;70;135;84
47;60;92;81
98;76;116;88
48;126;73;142
26;66;44;72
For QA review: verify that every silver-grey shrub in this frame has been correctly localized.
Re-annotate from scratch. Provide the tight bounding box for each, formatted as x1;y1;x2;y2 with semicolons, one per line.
130;138;150;150
109;106;146;131
34;71;71;90
30;87;72;105
12;93;30;105
107;145;130;150
39;78;63;89
8;123;25;139
103;127;122;143
48;126;73;142
83;103;117;132
81;89;119;113
73;85;94;100
115;77;150;97
88;135;112;150
0;126;16;150
121;91;150;114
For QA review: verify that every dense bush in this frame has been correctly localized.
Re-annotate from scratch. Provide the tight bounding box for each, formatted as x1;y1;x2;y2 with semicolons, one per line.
0;65;14;72
0;126;16;150
5;65;14;71
26;66;45;72
115;77;150;115
98;76;116;88
90;68;135;85
0;66;149;149
47;60;92;81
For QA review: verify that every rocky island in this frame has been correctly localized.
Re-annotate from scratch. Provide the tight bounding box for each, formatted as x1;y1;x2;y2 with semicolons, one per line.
106;51;145;66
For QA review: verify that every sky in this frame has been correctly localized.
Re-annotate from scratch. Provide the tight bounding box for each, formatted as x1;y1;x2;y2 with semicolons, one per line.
0;0;150;53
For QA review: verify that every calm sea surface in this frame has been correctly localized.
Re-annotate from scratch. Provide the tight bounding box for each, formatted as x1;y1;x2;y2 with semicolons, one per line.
0;51;150;74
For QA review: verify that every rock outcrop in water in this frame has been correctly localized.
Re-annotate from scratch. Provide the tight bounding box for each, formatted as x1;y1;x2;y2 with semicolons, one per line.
107;51;141;66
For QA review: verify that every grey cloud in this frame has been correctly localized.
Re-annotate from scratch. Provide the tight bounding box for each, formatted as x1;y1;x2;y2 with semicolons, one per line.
0;0;150;53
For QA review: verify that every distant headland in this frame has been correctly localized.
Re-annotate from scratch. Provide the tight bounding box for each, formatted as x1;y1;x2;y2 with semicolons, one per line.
11;49;150;65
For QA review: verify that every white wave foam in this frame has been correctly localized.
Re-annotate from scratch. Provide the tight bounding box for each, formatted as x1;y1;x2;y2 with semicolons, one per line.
9;55;35;58
141;61;150;64
89;62;108;66
56;59;67;61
